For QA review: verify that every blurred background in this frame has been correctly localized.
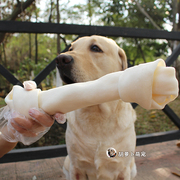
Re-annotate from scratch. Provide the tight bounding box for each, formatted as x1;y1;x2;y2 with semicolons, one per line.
0;0;180;149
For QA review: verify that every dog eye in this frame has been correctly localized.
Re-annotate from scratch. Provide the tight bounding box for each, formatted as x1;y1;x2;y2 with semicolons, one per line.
91;45;103;52
69;47;73;51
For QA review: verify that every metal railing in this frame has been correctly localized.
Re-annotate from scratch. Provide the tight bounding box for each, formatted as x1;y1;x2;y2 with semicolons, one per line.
0;21;180;163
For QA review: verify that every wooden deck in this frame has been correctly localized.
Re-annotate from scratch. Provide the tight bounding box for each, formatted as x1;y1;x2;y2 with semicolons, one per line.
0;140;180;180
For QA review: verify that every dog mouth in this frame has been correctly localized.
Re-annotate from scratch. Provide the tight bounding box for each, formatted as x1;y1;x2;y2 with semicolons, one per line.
60;72;76;84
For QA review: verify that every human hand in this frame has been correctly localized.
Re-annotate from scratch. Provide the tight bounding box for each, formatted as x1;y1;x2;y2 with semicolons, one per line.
1;107;53;145
0;81;66;145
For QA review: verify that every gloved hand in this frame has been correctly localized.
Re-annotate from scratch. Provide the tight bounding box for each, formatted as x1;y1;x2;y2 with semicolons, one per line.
0;81;66;145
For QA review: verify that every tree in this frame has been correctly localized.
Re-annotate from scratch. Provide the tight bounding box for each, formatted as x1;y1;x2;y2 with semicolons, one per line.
45;0;70;53
89;0;178;64
0;0;36;43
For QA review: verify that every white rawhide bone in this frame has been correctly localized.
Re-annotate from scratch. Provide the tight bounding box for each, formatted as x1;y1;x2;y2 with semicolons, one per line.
5;59;179;118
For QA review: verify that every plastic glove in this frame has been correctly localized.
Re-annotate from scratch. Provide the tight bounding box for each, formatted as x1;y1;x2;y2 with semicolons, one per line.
0;81;66;145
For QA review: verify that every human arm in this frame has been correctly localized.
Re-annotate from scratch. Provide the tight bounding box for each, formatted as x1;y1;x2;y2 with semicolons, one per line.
0;137;17;158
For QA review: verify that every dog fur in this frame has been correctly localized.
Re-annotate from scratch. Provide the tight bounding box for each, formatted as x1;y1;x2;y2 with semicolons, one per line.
56;35;137;180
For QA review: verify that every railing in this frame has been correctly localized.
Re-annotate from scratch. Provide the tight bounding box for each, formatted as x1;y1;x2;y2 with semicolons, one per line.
0;21;180;163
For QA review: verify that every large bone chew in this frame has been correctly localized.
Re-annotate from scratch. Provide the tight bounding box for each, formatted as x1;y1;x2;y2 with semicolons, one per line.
5;59;179;118
118;59;179;109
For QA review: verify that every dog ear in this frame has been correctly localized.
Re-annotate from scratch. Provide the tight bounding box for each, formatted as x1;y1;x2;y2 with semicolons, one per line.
118;47;128;70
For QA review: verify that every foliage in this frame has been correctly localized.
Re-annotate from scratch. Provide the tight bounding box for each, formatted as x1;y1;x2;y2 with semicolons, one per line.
0;33;65;92
135;96;180;135
119;38;169;65
0;0;38;21
5;33;58;66
88;0;173;64
0;98;6;108
90;0;173;29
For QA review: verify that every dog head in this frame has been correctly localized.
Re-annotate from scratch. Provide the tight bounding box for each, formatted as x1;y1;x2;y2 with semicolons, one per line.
56;35;127;84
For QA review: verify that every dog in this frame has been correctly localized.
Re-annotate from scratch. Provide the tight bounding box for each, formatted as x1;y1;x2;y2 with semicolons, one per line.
56;35;137;180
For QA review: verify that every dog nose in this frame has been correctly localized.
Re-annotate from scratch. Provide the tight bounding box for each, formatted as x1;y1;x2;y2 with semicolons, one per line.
56;54;74;67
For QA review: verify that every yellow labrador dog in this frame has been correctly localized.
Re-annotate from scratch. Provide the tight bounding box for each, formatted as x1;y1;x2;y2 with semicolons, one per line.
56;35;137;180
